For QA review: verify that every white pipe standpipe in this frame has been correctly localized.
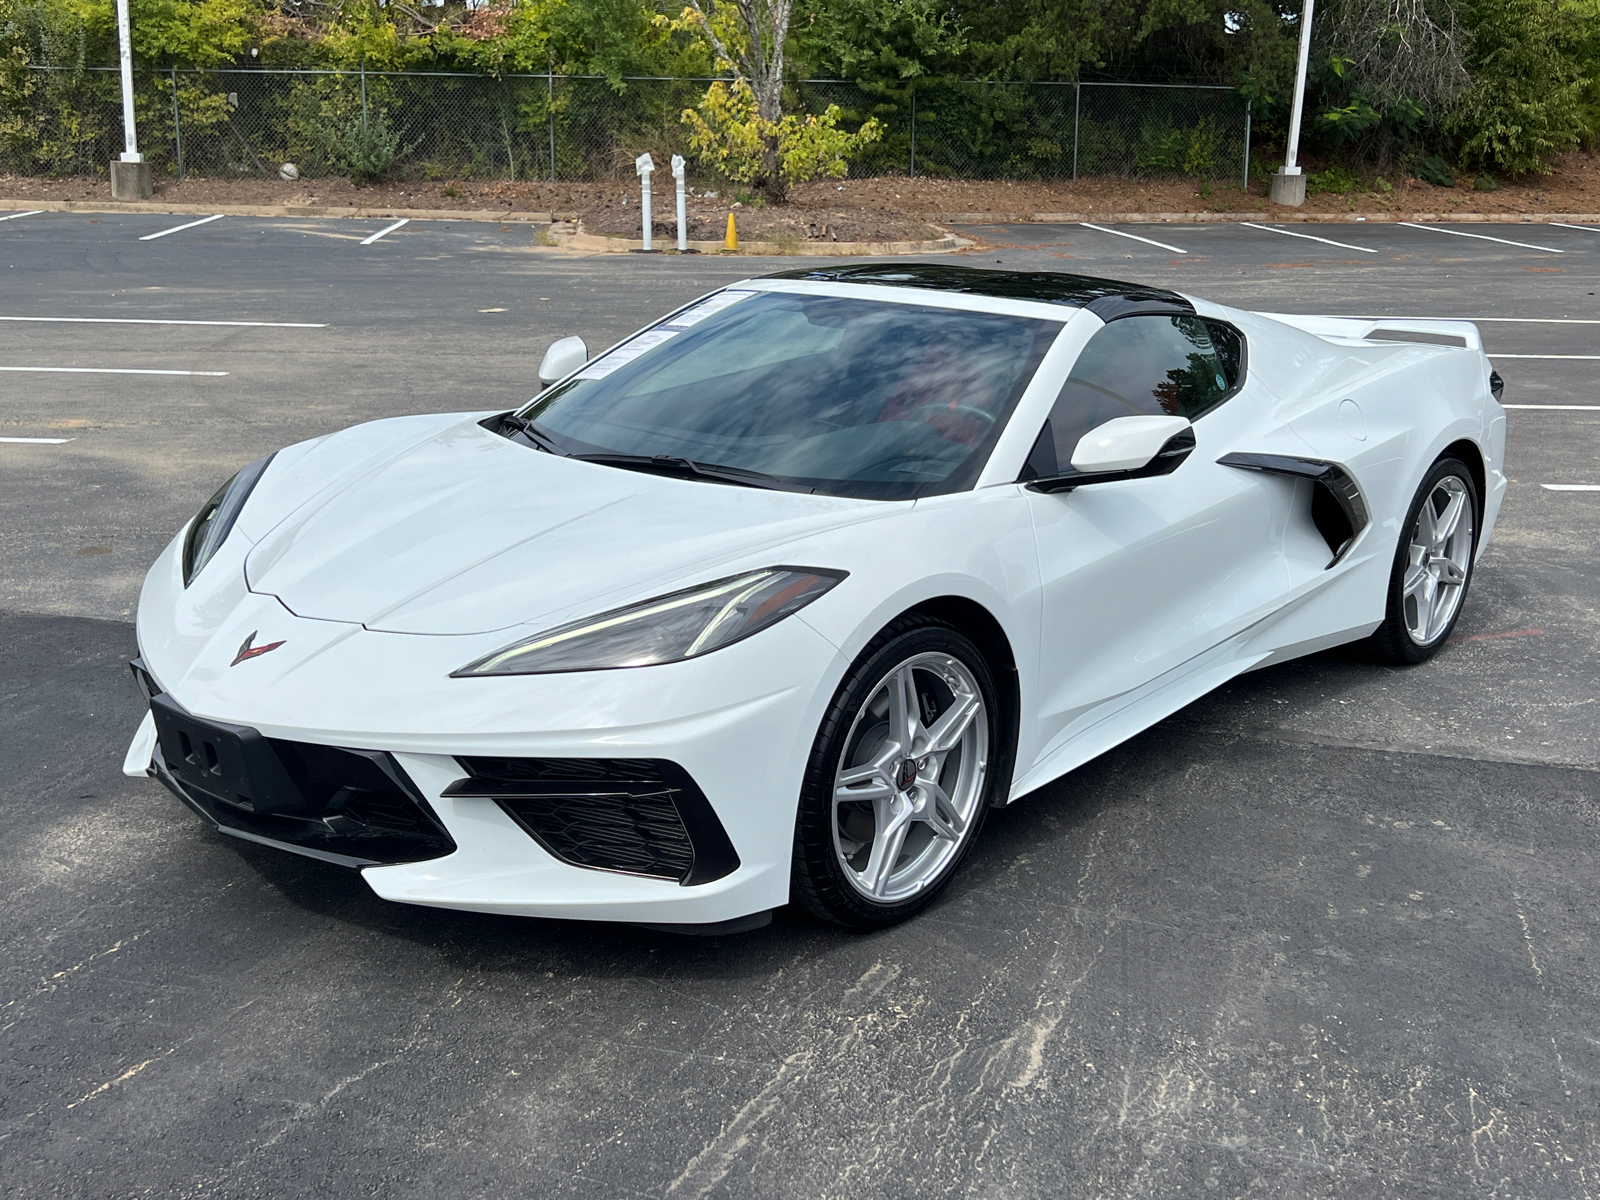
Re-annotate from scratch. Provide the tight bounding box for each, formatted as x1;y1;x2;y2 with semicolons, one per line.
635;152;655;251
671;155;688;252
1270;0;1315;206
115;0;139;162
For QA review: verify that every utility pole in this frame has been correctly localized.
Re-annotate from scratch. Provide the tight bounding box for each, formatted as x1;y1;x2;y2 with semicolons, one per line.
1270;0;1314;206
110;0;151;199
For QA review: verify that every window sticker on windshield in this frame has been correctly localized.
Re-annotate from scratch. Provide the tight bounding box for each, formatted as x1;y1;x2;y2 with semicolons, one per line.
574;328;681;379
664;289;756;329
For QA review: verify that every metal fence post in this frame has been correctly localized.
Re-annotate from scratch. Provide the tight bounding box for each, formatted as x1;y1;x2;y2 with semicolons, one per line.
909;86;915;179
1072;81;1081;181
170;67;184;181
1242;99;1252;188
501;79;515;181
548;61;556;182
360;61;368;132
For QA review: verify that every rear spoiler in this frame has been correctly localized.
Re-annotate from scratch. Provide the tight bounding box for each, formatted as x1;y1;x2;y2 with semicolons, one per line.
1254;312;1482;352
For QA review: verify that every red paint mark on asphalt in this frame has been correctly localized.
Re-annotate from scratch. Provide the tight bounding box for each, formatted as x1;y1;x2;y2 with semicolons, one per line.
1458;629;1545;642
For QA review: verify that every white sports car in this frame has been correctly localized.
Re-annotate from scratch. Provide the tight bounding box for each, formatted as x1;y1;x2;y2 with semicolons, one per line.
125;265;1506;931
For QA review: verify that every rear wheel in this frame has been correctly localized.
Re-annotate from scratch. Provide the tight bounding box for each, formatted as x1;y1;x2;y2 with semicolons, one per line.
791;619;999;930
1367;456;1479;664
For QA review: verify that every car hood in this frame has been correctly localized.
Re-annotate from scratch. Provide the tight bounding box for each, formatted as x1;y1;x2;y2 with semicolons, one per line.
244;416;889;635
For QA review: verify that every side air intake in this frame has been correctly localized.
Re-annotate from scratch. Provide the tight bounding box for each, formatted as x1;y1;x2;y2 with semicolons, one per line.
444;758;740;886
1218;452;1370;566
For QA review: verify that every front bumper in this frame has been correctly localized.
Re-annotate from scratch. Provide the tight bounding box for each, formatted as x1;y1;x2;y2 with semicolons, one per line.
130;557;848;925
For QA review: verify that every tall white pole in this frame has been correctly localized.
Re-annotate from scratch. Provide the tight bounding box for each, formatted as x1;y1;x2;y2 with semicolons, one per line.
115;0;140;162
1282;0;1314;176
635;152;654;251
671;155;687;252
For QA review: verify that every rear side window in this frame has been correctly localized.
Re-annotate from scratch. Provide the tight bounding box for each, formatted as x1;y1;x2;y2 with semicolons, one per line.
1022;315;1244;479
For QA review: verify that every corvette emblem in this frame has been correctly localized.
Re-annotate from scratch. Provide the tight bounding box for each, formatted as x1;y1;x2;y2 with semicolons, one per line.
231;631;286;667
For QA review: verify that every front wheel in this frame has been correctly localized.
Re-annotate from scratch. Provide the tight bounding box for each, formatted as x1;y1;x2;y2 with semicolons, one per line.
791;619;1000;930
1367;456;1479;664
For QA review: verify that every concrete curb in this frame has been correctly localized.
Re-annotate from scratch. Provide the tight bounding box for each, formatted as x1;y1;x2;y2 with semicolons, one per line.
1;199;576;223
568;230;964;256
933;210;1600;225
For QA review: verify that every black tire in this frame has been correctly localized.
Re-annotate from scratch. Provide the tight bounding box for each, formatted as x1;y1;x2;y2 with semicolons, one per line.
791;616;1002;931
1366;455;1480;665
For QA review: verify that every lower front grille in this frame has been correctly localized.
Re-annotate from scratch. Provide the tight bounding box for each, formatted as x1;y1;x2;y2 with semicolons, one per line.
445;757;740;886
141;676;456;867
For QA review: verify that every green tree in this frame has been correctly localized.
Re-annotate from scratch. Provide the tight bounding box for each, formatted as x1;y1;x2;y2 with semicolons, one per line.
1450;0;1591;174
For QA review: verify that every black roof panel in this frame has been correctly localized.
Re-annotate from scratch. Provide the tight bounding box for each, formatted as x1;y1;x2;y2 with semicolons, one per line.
764;264;1194;320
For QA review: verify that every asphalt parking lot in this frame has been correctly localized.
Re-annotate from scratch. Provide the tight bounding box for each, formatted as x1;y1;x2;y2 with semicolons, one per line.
2;211;1597;1198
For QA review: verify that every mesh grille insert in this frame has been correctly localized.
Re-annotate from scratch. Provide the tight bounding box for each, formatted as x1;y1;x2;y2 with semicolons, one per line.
446;758;739;886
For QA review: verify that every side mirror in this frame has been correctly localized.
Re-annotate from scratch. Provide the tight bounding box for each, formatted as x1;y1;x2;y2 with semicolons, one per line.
1071;415;1192;472
1027;415;1195;494
538;336;589;387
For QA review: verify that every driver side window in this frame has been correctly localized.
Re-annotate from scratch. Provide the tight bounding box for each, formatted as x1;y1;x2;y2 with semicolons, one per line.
1022;314;1244;478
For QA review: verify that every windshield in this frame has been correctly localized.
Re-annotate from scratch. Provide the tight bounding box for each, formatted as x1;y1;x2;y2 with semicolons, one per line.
518;290;1060;500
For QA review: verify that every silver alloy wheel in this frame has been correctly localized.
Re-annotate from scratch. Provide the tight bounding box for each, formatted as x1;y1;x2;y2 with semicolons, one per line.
831;651;989;903
1403;474;1475;646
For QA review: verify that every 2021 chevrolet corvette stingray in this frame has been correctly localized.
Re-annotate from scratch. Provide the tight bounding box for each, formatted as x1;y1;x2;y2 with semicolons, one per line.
125;265;1505;930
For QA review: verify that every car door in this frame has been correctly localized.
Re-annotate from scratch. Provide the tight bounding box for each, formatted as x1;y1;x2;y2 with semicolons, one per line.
1023;313;1297;762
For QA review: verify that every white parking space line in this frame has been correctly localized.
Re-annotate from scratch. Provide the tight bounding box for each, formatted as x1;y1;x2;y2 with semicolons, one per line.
0;315;326;328
1542;484;1600;491
1503;404;1600;410
0;436;74;443
0;210;44;223
1491;354;1600;360
1332;316;1600;323
0;366;227;376
360;218;410;246
1396;222;1563;253
1239;222;1377;253
1548;223;1600;235
1079;223;1186;254
138;214;225;241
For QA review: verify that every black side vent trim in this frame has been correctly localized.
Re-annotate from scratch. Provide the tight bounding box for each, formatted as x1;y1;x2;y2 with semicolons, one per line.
1218;452;1370;566
445;758;740;886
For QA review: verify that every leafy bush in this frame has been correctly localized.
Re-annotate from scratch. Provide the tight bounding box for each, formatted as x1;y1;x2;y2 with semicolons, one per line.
1317;98;1383;144
1307;165;1359;194
1136;117;1226;178
1414;155;1456;186
1135;123;1186;173
1183;115;1221;175
682;79;881;198
320;109;414;180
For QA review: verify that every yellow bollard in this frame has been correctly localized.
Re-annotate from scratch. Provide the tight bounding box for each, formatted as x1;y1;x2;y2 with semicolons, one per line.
724;212;738;252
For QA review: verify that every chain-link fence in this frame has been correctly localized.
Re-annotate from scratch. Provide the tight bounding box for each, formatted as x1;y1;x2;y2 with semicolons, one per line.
800;79;1250;183
1;67;1249;185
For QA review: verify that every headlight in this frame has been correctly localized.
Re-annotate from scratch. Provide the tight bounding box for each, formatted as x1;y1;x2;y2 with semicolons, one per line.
182;453;275;587
452;566;846;677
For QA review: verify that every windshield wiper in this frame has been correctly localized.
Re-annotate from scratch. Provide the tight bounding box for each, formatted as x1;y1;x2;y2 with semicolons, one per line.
500;413;568;456
571;452;787;490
